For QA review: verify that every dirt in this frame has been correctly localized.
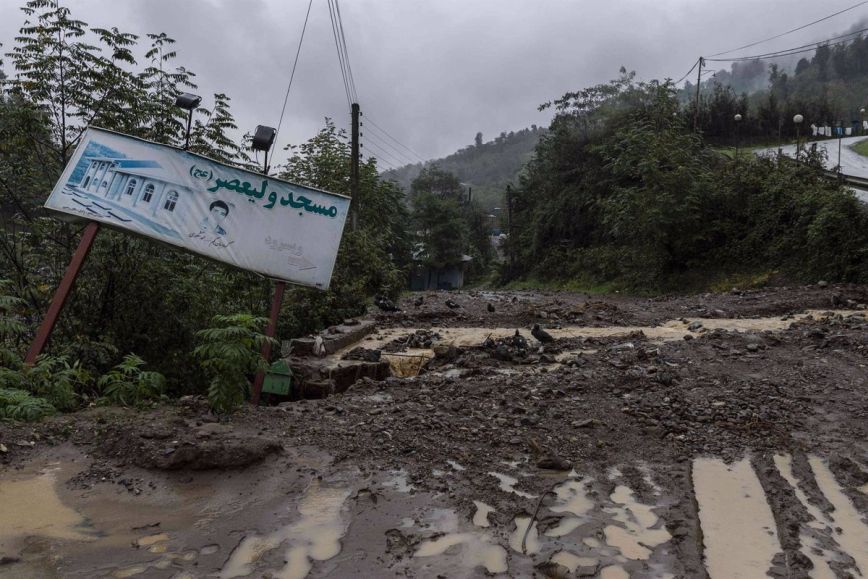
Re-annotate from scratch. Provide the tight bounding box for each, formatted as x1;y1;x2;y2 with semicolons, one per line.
1;284;867;578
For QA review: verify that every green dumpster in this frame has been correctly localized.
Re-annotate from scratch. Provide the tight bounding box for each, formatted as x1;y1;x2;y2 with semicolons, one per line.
262;360;293;396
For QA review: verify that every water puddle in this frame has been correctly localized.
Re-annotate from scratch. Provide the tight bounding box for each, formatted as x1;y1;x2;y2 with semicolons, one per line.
509;516;541;554
545;516;584;537
414;509;508;574
550;551;597;573
693;457;781;579
472;501;494;527
549;479;593;517
381;349;434;377
446;460;466;472
489;472;537;499
219;480;351;579
772;454;836;579
382;470;414;493
599;565;629;579
0;467;95;550
808;456;868;576
602;485;670;561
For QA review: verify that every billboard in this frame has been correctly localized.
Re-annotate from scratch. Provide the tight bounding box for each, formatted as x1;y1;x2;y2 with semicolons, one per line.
44;127;350;289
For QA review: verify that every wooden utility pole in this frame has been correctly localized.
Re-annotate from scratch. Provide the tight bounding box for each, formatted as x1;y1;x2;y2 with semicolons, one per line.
693;57;704;132
350;103;360;231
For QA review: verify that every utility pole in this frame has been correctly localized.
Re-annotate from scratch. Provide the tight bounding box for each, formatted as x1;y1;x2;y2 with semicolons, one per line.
351;103;360;231
506;184;513;277
693;57;704;132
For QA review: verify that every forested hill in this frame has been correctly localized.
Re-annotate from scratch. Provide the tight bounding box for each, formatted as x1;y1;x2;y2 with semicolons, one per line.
382;126;546;211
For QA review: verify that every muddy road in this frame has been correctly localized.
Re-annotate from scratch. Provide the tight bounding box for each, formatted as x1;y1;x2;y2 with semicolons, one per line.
1;285;867;578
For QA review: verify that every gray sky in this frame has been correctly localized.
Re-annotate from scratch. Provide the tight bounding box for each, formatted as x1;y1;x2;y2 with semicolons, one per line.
1;0;865;168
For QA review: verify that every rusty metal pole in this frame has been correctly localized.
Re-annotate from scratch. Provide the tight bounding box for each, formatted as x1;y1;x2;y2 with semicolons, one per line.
250;280;286;405
25;221;101;365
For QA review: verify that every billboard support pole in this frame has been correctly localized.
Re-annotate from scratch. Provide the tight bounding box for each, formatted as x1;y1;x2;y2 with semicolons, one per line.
250;280;286;406
25;221;101;365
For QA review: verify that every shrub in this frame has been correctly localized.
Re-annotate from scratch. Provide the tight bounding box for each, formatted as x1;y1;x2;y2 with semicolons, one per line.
97;354;165;407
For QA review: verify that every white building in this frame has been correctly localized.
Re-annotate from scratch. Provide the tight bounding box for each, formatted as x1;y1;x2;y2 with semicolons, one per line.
76;157;192;220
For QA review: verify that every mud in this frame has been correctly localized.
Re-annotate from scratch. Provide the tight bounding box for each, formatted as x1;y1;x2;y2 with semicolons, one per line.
2;285;868;577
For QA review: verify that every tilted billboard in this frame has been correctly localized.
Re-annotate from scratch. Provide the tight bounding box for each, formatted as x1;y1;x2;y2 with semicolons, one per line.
44;127;350;289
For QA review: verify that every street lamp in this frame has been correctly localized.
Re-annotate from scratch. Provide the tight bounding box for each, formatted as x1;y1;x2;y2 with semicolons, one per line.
174;92;201;150
793;114;804;159
733;113;742;160
252;125;277;175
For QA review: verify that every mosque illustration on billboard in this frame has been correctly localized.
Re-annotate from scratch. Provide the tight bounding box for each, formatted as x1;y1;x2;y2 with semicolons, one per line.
60;146;195;240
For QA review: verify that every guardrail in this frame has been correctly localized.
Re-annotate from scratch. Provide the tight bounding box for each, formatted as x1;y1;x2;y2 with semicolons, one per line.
821;170;868;192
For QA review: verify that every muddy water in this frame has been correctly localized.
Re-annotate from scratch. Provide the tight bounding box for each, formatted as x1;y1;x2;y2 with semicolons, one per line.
509;516;541;554
413;508;508;574
489;471;537;499
808;456;868;576
358;310;864;350
0;466;94;551
219;480;351;579
472;501;494;527
693;457;781;579
603;484;670;561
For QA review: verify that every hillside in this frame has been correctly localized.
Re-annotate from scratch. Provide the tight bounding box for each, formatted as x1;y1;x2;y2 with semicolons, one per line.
382;126;546;212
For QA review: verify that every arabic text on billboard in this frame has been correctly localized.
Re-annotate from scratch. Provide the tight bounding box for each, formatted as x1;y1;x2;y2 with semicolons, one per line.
44;128;350;289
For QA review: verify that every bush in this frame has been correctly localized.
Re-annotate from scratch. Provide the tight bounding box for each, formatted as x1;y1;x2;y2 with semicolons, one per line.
194;314;275;414
97;354;165;407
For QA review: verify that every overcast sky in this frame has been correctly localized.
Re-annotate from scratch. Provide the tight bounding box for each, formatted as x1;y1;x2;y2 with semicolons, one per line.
0;0;864;168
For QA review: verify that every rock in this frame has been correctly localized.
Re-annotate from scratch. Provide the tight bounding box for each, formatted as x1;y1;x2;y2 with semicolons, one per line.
0;443;7;453
746;343;759;352
536;561;570;578
576;563;599;577
687;321;703;332
573;418;596;428
817;280;828;288
536;455;572;471
683;334;694;341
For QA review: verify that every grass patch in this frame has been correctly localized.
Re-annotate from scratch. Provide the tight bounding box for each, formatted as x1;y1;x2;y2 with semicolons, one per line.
850;138;868;158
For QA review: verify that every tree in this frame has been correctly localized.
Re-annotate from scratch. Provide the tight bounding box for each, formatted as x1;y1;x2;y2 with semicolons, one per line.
475;132;483;147
410;165;463;200
411;192;468;269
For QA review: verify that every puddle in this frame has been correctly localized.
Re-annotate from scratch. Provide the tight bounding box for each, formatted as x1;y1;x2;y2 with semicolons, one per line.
602;484;670;561
414;509;508;574
808;456;868;576
415;532;508;574
489;472;537;499
549;479;593;517
219;480;351;579
509;516;541;554
693;457;781;579
0;467;95;550
599;566;629;579
545;516;583;537
550;551;597;573
446;460;466;472
472;501;494;527
381;349;434;377
773;454;836;579
382;470;414;493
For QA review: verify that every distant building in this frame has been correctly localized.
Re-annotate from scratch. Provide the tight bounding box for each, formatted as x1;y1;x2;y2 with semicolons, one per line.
76;157;192;220
409;253;472;291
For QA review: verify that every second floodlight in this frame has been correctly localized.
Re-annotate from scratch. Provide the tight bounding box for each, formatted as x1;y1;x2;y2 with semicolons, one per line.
175;93;202;111
252;125;277;152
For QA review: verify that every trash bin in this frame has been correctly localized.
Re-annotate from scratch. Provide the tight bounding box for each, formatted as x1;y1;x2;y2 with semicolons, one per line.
262;360;293;396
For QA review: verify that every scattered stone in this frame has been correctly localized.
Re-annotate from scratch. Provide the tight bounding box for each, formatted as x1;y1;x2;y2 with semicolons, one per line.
536;455;572;471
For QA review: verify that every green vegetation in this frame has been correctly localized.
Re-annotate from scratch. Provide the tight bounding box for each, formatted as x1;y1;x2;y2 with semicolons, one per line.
193;314;275;415
504;70;868;291
0;0;410;418
850;138;868;158
384;126;545;212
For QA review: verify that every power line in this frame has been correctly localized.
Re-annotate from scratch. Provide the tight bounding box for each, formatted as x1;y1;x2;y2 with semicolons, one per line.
327;0;352;107
708;0;868;57
706;25;868;62
363;138;404;168
334;0;358;102
362;140;400;170
674;58;700;85
363;131;418;165
274;0;314;147
364;116;427;163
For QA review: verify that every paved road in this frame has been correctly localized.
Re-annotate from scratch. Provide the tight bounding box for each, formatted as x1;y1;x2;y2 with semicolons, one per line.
762;135;868;177
760;136;868;202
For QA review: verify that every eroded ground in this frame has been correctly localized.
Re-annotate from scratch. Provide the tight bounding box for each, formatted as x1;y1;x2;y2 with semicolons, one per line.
1;285;867;578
